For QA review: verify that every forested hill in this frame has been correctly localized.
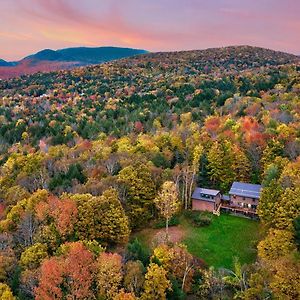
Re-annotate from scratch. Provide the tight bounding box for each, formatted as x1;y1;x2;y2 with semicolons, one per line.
0;45;300;299
0;46;147;79
127;45;300;70
0;45;299;147
29;47;147;62
1;45;299;91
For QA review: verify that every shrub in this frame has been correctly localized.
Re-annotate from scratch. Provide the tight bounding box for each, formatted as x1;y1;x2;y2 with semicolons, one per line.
183;210;212;227
193;214;212;227
126;238;150;266
154;215;180;229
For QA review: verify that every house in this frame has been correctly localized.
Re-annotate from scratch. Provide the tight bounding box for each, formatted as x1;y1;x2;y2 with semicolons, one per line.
191;187;221;212
192;181;262;216
227;181;262;214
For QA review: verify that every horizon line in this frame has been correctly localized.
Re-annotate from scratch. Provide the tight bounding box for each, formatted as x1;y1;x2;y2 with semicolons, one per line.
1;44;299;63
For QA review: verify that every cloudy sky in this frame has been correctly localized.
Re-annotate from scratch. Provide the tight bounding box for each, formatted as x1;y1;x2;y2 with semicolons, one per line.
1;0;299;60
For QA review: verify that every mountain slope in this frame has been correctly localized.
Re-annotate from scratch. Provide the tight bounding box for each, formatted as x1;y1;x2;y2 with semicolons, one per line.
0;45;299;142
0;46;148;79
127;45;300;71
25;46;147;64
0;59;15;67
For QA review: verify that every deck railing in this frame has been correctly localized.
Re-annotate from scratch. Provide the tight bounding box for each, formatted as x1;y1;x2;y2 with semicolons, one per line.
221;203;257;214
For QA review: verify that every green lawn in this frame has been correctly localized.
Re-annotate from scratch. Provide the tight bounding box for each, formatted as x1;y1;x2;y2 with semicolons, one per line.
183;214;260;269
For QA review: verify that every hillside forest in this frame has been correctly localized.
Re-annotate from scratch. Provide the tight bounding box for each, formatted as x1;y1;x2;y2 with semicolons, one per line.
0;46;299;299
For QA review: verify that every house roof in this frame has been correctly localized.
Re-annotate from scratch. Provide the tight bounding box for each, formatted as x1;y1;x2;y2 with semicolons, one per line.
229;182;262;199
192;187;220;202
222;194;230;201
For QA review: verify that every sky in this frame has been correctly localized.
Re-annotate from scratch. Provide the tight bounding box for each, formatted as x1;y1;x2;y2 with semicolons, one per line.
0;0;299;61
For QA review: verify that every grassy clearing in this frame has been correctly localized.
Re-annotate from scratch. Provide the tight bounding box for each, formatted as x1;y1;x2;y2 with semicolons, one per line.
130;213;260;270
183;213;260;269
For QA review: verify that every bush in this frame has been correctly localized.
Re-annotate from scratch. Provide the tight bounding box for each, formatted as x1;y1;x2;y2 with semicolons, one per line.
194;214;212;227
154;215;180;229
183;210;212;227
126;238;150;266
167;277;186;300
151;153;170;169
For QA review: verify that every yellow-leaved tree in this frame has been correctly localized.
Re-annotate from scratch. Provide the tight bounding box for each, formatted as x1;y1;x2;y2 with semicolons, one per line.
141;263;171;300
154;181;180;239
0;283;15;300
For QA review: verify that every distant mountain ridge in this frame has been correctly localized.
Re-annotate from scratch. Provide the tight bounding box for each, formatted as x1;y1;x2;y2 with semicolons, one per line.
24;46;148;64
0;45;299;80
0;46;148;79
0;59;16;67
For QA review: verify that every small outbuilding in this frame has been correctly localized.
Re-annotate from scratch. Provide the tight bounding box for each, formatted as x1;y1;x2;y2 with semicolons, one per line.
191;187;221;212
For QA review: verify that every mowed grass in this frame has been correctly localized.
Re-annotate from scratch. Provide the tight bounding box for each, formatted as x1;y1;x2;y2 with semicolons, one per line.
183;214;260;269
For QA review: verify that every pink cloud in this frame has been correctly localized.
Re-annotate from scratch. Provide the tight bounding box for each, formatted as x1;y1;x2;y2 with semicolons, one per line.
0;0;299;60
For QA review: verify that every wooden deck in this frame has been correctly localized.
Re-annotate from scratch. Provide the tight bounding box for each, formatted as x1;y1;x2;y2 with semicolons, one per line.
221;203;257;215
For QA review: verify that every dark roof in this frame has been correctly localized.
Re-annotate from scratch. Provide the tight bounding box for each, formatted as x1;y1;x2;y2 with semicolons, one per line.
229;182;262;199
192;187;220;202
222;194;230;201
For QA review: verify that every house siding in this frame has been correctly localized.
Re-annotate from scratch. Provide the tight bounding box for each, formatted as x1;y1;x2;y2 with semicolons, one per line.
192;199;215;212
230;195;258;208
215;194;221;204
192;182;261;216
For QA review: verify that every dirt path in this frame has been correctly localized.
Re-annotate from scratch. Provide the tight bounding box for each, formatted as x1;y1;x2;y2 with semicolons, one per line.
154;225;186;244
134;225;186;248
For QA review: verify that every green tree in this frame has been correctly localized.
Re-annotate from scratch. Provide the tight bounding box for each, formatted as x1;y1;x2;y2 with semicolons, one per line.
257;180;283;229
238;267;272;300
20;243;48;270
258;229;296;261
126;238;150;266
207;140;234;191
293;216;300;250
73;188;130;244
261;139;284;171
4;185;30;207
118;163;156;228
275;187;300;230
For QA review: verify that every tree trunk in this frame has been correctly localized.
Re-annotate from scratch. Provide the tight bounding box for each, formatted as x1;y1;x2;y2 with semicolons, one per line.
188;172;195;208
185;171;189;209
165;217;169;241
182;264;193;291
